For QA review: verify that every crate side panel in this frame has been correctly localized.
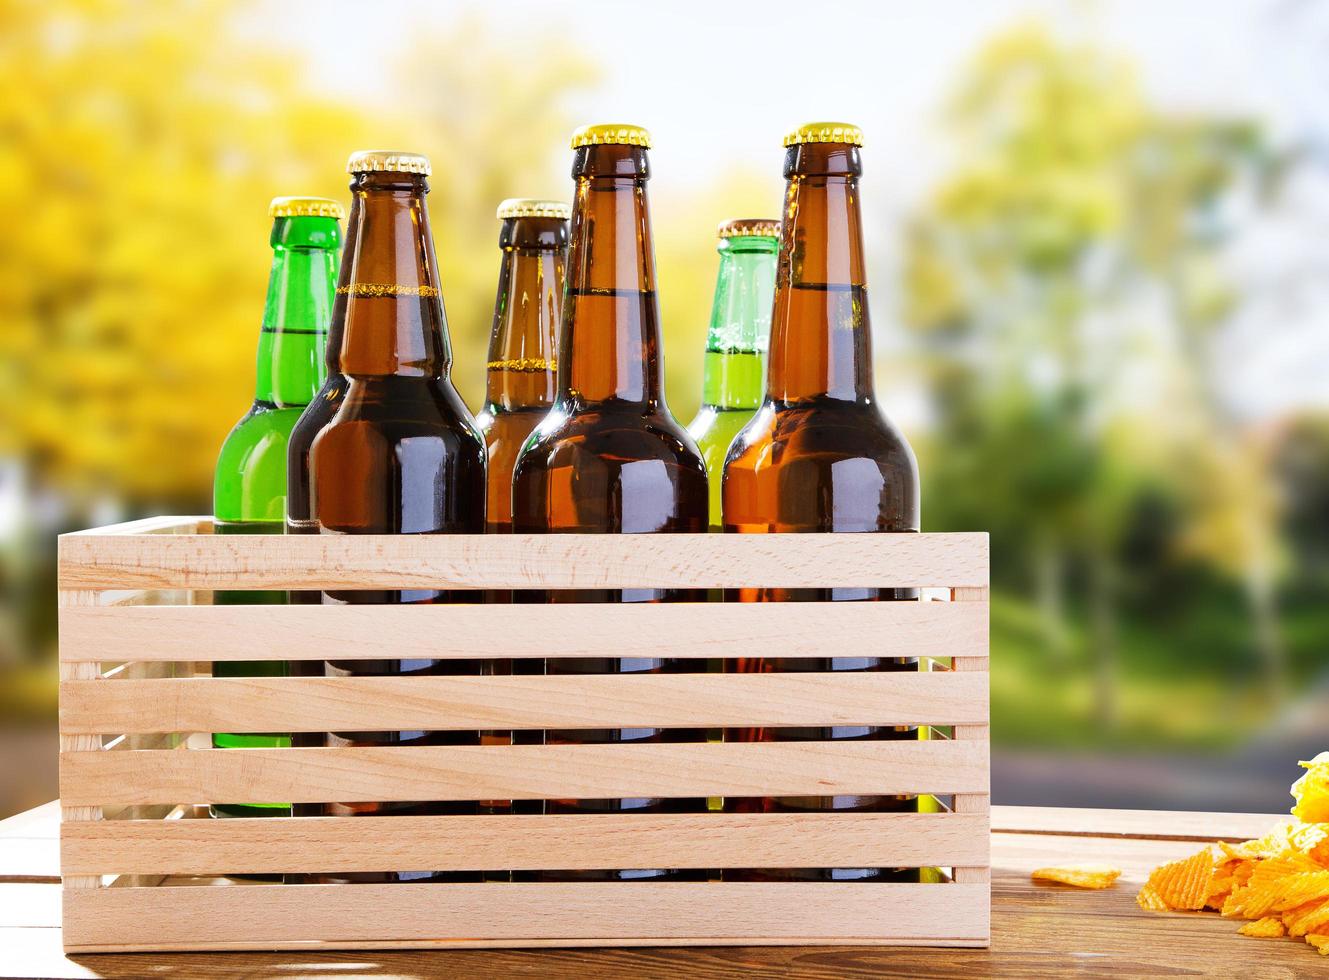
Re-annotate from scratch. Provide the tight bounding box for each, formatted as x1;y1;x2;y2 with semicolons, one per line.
57;531;990;591
60;811;992;876
59;740;990;806
57;599;989;664
61;670;990;734
62;881;991;948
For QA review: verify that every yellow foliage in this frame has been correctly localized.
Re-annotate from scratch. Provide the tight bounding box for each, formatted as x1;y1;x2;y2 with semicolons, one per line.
0;2;597;505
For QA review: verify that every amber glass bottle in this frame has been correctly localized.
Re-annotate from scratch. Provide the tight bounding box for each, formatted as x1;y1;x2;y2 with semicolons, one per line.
512;124;708;881
475;199;568;533
474;198;567;826
722;123;921;883
305;150;487;883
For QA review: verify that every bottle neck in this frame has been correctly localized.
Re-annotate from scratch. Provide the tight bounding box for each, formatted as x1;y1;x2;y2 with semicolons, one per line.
701;237;776;411
336;173;451;379
768;143;874;404
485;216;566;411
255;215;339;407
560;144;663;408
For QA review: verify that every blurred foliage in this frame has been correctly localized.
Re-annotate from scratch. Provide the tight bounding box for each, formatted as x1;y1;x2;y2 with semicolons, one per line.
903;22;1313;743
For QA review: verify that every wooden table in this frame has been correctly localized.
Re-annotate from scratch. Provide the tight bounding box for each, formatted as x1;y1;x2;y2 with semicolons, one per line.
2;802;1318;978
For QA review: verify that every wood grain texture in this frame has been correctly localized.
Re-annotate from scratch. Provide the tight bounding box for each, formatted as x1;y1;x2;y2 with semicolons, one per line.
949;585;992;894
992;805;1287;842
60;671;990;734
61;881;990;949
59;740;990;806
57;529;990;591
60;811;991;876
56;592;102;892
12;804;1315;976
57;598;990;663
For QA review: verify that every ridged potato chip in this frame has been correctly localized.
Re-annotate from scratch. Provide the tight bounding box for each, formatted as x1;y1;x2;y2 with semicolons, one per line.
1307;933;1329;955
1031;865;1121;889
1143;847;1215;911
1238;916;1286;938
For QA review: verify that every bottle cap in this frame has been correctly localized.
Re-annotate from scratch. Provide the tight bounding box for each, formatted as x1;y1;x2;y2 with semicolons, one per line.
783;122;864;147
570;124;651;149
496;198;572;221
345;150;432;176
268;196;344;219
718;218;780;239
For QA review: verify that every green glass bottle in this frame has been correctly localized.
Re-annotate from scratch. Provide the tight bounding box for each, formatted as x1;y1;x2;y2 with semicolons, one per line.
686;219;778;529
211;196;342;818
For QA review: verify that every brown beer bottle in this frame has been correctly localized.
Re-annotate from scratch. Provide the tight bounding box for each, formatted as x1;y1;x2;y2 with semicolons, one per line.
474;199;568;827
307;150;487;883
475;199;569;533
721;123;921;883
511;124;708;882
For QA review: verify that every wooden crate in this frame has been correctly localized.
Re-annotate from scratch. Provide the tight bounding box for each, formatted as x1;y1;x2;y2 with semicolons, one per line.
56;517;991;952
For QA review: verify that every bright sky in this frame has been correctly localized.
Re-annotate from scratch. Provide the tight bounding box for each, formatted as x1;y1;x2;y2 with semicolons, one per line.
254;0;1329;422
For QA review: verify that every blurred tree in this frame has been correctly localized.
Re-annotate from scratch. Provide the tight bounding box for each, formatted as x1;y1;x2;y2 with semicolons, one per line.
902;23;1287;720
0;0;376;508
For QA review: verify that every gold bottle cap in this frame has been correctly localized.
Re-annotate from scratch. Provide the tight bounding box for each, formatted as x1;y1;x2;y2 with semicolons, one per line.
783;122;864;147
718;218;780;239
268;196;344;220
570;123;652;149
496;198;572;221
345;150;432;176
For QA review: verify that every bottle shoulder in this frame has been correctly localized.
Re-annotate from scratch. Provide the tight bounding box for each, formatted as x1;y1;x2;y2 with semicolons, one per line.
519;404;705;472
729;399;916;468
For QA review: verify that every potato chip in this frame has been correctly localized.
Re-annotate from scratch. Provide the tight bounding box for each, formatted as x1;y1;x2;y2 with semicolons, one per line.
1284;898;1329;938
1308;933;1329;955
1293;753;1329;824
1031;865;1121;889
1136;883;1169;912
1238;916;1286;938
1142;847;1215;911
1310;836;1329;869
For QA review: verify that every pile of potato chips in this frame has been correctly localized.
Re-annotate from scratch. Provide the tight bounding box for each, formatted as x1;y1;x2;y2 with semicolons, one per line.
1137;752;1329;957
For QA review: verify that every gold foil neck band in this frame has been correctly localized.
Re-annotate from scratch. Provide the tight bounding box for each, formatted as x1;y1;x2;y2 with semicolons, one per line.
337;283;441;297
487;357;556;372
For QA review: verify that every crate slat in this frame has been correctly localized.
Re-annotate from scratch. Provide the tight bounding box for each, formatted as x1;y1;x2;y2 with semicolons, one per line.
58;530;990;591
63;881;991;949
61;811;991;875
58;598;988;663
60;740;989;806
61;670;989;734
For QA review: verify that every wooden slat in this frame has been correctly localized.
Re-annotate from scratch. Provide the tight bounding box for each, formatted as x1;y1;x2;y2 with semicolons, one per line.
63;515;205;537
59;740;989;806
62;881;990;949
950;585;991;893
992;806;1285;843
57;531;990;591
56;592;102;892
61;811;990;876
60;671;989;734
58;599;989;664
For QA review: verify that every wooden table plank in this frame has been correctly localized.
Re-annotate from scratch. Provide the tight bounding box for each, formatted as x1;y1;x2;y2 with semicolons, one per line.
1;801;1322;979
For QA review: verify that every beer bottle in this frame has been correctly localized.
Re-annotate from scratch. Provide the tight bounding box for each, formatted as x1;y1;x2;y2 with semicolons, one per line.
721;123;922;883
686;218;777;529
306;151;487;883
212;196;341;820
511;124;708;882
474;199;568;826
475;199;569;533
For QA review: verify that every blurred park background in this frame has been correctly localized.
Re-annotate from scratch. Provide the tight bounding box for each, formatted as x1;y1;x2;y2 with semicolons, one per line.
3;0;1329;818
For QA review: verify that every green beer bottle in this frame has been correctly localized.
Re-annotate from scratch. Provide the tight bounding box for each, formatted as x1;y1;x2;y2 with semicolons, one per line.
686;219;778;529
211;195;342;818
